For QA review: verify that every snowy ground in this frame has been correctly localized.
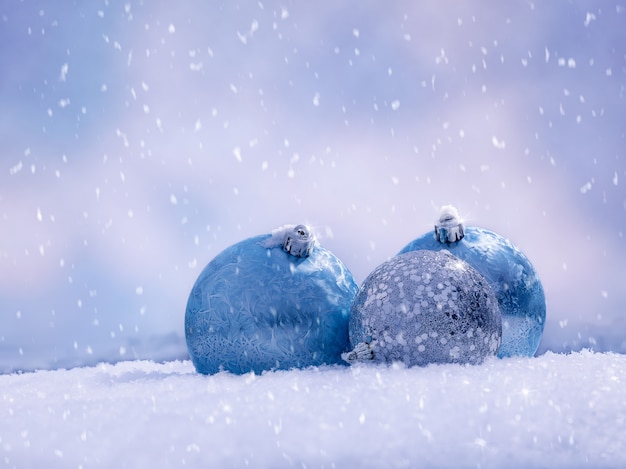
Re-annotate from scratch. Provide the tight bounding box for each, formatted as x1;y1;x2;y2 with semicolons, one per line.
1;350;624;469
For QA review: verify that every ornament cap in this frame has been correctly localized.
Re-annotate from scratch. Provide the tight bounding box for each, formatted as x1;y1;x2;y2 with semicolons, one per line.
341;341;374;363
435;205;465;243
282;224;315;257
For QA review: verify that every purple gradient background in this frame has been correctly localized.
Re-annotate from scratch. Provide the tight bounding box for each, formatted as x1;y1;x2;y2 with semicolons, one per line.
1;1;624;372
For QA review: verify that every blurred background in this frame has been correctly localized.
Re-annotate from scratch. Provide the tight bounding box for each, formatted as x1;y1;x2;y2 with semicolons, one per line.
1;1;624;373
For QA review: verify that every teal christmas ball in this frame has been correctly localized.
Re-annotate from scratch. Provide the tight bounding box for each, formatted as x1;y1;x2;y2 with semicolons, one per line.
399;206;546;358
185;225;358;374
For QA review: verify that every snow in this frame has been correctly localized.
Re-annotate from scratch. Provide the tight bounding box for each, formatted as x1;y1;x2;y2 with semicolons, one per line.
1;350;624;468
1;2;625;466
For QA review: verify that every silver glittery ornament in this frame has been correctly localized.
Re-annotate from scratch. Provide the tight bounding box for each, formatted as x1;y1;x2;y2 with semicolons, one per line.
345;249;501;367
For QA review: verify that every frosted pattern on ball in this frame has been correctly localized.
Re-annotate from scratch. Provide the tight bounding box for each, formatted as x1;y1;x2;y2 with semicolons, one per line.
185;233;358;375
348;250;501;367
399;227;546;357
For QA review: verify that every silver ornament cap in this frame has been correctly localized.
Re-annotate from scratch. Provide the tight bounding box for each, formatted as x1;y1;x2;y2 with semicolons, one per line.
435;205;465;243
282;224;315;258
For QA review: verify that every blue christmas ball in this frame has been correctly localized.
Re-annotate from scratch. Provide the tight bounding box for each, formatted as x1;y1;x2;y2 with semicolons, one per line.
398;205;546;358
345;249;502;367
185;225;359;375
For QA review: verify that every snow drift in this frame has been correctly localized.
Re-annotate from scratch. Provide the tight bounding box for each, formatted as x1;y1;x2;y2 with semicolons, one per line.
1;350;624;468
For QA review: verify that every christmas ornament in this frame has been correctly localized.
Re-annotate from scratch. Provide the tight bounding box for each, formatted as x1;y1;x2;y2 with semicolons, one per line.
399;205;546;357
185;225;358;375
345;249;501;366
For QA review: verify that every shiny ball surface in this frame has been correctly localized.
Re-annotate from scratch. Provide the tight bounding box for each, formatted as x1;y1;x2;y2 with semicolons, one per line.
185;233;358;375
348;250;501;367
